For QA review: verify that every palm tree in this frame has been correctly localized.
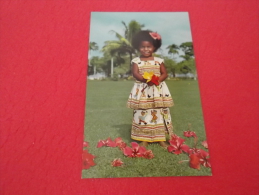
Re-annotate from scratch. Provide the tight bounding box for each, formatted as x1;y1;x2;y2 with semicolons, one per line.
178;42;196;79
89;42;99;51
179;42;193;58
167;44;179;60
88;42;99;75
122;20;144;44
102;20;144;74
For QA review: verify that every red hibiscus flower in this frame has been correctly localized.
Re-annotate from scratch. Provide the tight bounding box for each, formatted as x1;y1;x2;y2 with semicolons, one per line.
201;140;208;149
150;75;160;86
123;142;147;157
189;154;201;170
142;150;154;159
111;158;124;167
117;142;127;151
114;137;127;150
149;32;161;40
183;130;197;138
187;147;200;155
97;137;116;148
197;149;211;168
83;141;89;147
114;137;123;144
82;149;96;170
186;149;211;169
123;146;134;157
168;134;190;154
97;140;105;148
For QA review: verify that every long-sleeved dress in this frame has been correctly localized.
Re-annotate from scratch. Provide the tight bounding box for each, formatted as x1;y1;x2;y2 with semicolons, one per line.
127;57;174;142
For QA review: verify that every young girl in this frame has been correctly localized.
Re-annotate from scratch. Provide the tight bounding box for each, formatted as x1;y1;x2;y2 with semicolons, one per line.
127;30;174;148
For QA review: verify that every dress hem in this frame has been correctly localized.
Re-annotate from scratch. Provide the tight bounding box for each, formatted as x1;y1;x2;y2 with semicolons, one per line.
131;137;166;142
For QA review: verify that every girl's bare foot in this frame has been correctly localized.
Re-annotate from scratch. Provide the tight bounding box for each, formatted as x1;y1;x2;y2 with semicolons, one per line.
159;141;169;149
140;141;148;147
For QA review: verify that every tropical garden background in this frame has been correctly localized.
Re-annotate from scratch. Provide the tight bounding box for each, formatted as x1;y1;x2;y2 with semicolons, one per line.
88;19;195;80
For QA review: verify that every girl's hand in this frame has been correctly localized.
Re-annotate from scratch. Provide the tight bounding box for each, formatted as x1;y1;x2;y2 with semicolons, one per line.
147;81;154;86
132;63;148;83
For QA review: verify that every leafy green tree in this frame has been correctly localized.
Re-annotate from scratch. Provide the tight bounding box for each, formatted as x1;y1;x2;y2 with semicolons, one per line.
95;53;127;77
179;55;191;61
175;58;196;78
114;58;130;78
88;56;102;75
174;42;197;79
162;56;177;78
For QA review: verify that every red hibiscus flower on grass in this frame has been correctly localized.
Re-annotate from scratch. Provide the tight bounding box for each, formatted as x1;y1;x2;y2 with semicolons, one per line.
187;147;200;155
96;138;154;169
123;142;154;159
183;124;197;138
82;149;96;170
123;142;146;157
111;158;124;167
169;133;211;170
189;154;201;170
197;149;211;168
167;134;190;154
114;137;127;150
183;130;197;138
83;141;89;147
201;140;208;149
97;137;117;148
185;149;211;169
142;149;155;159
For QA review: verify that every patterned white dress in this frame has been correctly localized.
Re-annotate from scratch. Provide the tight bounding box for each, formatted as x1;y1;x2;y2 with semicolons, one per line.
127;57;174;142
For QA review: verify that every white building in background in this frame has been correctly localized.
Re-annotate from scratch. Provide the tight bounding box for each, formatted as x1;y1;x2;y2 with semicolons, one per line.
175;73;196;78
88;72;106;80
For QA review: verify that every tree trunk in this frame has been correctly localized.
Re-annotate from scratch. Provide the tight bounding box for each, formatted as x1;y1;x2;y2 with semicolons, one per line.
111;57;113;78
128;52;132;75
172;69;176;78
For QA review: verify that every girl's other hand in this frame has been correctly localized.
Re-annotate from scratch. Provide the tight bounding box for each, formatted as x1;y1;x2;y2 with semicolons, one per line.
147;81;154;86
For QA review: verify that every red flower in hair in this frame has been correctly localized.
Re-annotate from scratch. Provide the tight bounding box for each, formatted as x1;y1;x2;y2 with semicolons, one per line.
149;32;161;40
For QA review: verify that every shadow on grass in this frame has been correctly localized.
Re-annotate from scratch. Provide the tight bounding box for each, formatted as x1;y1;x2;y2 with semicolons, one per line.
112;124;133;143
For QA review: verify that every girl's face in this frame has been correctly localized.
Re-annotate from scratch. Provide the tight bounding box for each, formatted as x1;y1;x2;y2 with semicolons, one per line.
139;41;155;58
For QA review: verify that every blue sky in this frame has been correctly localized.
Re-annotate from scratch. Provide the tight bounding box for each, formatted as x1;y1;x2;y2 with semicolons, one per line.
89;12;193;60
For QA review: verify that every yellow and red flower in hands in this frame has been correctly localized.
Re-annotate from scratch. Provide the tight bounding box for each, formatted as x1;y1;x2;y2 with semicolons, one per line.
142;72;160;86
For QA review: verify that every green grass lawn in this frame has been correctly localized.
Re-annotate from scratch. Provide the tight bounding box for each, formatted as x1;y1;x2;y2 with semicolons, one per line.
82;80;211;178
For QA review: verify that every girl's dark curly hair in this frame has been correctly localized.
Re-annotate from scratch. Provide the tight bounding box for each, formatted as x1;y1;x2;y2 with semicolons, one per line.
131;30;162;52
